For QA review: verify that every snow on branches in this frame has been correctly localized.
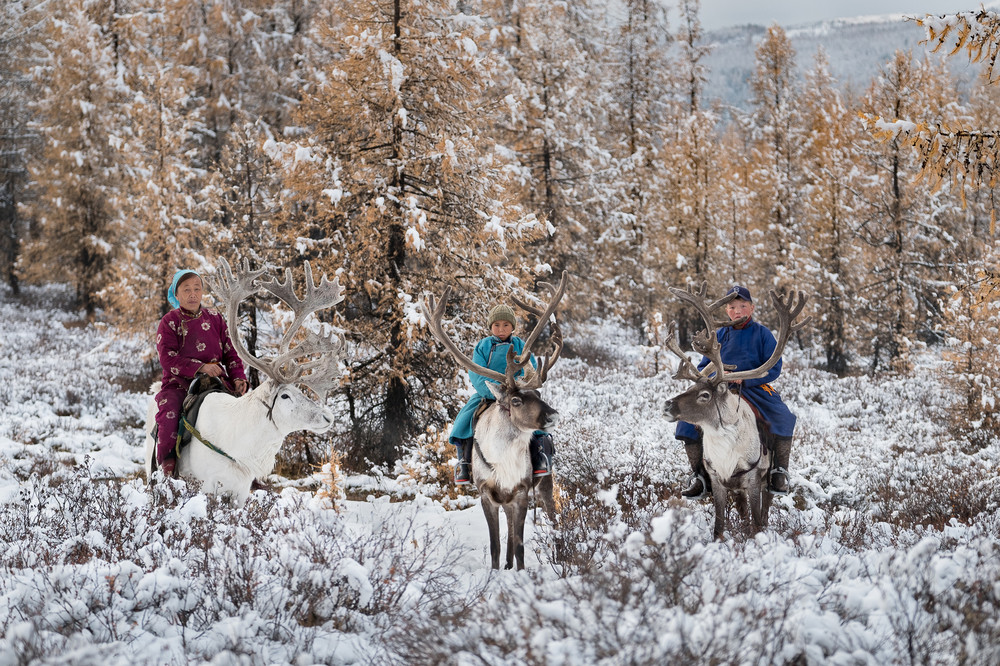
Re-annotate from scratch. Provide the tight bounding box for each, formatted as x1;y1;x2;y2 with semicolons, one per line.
916;9;1000;83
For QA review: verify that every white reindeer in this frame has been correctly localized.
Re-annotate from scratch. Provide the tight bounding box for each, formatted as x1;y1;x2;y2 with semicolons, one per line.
143;257;345;504
663;284;808;540
421;274;566;570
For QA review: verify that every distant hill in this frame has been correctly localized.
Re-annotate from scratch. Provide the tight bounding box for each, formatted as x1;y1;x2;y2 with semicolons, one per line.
701;9;994;109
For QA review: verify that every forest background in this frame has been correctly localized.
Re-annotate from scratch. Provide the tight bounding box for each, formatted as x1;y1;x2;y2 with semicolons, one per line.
3;0;999;471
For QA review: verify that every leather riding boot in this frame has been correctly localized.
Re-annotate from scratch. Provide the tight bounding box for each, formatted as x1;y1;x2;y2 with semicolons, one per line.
680;438;711;499
530;433;552;477
769;437;792;495
455;438;473;485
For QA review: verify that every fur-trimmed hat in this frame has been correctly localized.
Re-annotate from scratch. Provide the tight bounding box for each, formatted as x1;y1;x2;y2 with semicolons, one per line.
487;304;516;328
726;284;752;302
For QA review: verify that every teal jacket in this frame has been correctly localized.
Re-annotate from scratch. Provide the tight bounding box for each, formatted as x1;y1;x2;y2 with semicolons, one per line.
448;335;536;443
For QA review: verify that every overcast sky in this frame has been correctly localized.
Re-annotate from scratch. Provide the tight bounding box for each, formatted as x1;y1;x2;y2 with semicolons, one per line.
698;1;998;31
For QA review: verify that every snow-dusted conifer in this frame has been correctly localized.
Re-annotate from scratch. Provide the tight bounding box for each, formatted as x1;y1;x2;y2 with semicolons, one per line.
482;0;611;323
0;1;36;294
20;0;131;318
595;0;677;332
797;49;868;375
274;0;545;469
855;52;967;373
745;25;804;290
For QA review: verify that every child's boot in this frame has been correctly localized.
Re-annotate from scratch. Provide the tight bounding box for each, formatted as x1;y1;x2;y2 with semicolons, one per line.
455;438;473;485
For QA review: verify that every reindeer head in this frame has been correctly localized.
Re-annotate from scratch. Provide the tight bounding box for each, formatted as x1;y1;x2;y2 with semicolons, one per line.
421;273;568;434
207;257;346;435
663;283;810;429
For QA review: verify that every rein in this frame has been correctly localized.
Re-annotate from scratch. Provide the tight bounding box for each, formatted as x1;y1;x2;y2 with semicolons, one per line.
179;415;241;465
474;439;496;472
729;440;766;478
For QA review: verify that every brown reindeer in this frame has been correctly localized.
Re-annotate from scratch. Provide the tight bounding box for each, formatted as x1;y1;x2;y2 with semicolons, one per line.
663;284;809;540
421;274;566;570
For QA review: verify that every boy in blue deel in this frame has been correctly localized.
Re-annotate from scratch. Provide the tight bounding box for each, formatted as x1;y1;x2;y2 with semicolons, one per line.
448;304;553;485
675;285;796;498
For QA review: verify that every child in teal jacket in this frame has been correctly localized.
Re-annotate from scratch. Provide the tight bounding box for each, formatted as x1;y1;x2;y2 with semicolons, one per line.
449;304;553;484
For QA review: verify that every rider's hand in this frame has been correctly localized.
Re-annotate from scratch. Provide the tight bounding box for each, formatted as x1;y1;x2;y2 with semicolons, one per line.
199;362;224;378
234;378;248;395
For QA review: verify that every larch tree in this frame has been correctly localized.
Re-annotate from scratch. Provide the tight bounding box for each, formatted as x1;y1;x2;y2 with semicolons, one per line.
485;0;608;323
597;0;677;334
715;118;759;286
748;25;802;286
865;9;1000;286
866;9;1000;424
657;0;731;344
98;2;220;332
101;1;325;348
797;49;869;375
20;0;132;317
0;0;37;294
856;51;965;373
745;24;804;290
942;243;1000;438
274;0;545;469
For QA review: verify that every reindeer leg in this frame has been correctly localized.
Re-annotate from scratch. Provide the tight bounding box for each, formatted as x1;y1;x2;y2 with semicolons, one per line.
507;492;529;570
761;485;774;528
711;476;728;541
481;494;502;570
748;482;764;534
734;491;749;521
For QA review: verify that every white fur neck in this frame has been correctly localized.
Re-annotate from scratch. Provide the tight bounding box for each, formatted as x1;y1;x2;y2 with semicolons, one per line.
473;408;532;490
191;384;284;478
701;395;761;481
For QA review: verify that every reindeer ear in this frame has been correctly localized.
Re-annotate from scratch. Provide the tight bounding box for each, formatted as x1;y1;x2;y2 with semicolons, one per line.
486;381;506;402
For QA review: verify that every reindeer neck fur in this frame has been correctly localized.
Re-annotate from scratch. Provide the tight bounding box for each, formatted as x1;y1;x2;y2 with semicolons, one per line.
194;383;283;477
473;405;532;491
700;391;761;482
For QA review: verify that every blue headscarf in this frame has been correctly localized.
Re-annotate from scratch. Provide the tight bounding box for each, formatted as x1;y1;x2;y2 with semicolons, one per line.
167;270;201;309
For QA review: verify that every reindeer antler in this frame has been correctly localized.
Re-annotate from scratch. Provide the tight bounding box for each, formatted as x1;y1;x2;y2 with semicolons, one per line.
207;257;346;397
510;272;568;389
668;282;744;379
666;283;810;386
421;272;569;391
421;287;509;386
664;321;706;381
207;257;270;381
721;289;811;384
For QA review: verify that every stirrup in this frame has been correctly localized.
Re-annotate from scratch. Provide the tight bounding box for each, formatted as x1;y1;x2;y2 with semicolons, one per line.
681;473;709;500
769;467;790;496
532;453;551;477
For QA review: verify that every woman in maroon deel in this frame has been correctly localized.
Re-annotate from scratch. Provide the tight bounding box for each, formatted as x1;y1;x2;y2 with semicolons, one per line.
153;269;248;477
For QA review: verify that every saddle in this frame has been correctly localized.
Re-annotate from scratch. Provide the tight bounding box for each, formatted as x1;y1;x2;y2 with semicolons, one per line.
738;393;778;453
472;398;495;428
176;374;230;452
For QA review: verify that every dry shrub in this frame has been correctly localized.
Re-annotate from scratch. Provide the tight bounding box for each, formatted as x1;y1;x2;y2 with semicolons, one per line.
316;446;345;511
396;429;477;504
273;430;330;480
869;455;999;530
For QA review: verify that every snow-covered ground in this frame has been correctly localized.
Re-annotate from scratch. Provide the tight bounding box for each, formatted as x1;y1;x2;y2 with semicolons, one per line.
1;284;998;665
